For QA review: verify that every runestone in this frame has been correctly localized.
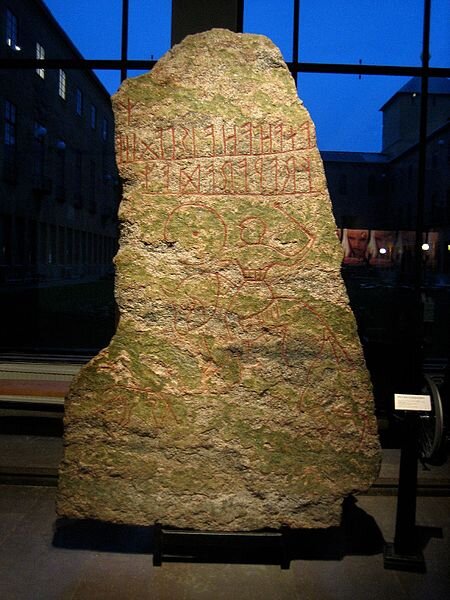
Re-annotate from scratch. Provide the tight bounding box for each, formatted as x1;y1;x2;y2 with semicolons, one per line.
57;29;381;530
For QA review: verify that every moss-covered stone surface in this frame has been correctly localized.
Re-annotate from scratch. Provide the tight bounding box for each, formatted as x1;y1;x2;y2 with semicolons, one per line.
57;29;381;530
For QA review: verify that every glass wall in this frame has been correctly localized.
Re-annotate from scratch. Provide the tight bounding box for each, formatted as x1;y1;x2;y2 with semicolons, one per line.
1;0;449;446
0;0;121;353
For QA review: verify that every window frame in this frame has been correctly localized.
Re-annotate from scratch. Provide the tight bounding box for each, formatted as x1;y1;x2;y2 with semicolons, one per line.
5;7;18;49
90;103;97;129
101;117;108;142
58;68;67;99
35;41;45;78
0;2;447;266
0;0;449;357
75;87;83;116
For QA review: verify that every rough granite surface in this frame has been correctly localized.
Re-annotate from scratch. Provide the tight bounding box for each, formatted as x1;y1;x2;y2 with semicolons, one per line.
57;29;381;531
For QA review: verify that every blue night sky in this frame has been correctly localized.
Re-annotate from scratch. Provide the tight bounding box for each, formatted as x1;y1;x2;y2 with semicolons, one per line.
43;0;449;153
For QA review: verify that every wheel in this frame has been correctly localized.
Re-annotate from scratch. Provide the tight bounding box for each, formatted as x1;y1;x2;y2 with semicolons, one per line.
418;374;445;463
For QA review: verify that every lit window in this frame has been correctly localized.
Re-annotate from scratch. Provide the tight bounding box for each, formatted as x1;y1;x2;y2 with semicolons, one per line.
58;70;66;99
90;104;97;129
76;88;83;115
6;9;18;49
36;42;45;78
101;117;108;142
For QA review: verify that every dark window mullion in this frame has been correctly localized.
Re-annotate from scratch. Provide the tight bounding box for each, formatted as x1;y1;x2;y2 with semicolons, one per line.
120;0;129;82
292;0;300;86
414;0;432;290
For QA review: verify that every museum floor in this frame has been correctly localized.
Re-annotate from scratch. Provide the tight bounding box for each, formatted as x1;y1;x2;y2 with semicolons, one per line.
0;435;449;599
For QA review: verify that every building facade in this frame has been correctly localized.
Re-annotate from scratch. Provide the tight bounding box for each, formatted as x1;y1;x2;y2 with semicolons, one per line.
0;0;118;286
323;77;450;274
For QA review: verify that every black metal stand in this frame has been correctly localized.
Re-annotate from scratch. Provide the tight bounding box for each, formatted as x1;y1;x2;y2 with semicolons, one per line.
383;411;426;572
153;524;291;569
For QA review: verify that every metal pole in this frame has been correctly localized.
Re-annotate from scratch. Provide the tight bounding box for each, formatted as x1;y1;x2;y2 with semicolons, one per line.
292;0;300;86
396;0;432;544
237;0;244;33
393;412;420;554
384;0;431;572
120;0;129;82
414;0;431;293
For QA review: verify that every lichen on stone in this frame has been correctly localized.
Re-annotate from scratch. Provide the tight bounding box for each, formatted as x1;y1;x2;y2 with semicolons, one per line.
57;28;380;531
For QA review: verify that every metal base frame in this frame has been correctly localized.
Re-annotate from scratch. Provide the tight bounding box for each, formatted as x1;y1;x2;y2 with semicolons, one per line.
153;524;291;569
383;542;426;573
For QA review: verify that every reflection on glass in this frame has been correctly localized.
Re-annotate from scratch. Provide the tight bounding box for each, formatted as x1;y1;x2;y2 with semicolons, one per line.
1;3;120;352
1;1;449;438
306;71;450;438
340;229;444;271
322;75;450;287
342;229;370;265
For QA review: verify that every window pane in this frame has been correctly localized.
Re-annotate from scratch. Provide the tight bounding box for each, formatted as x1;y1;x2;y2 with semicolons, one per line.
298;74;412;152
58;70;67;99
2;0;448;441
244;0;294;61
299;0;424;66
128;0;171;60
42;0;122;59
94;71;122;96
36;42;45;78
430;0;450;67
91;104;97;130
6;8;19;48
298;72;450;441
124;68;154;82
76;88;83;115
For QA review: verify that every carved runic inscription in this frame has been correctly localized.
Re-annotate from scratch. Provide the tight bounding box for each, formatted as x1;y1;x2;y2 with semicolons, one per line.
115;97;141;126
58;29;380;533
116;121;317;196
